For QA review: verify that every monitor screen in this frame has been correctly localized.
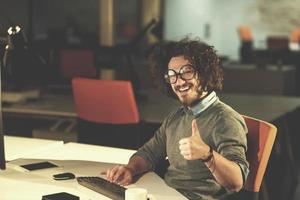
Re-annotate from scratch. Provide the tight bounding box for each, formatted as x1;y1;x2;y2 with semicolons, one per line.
0;75;6;170
0;132;5;170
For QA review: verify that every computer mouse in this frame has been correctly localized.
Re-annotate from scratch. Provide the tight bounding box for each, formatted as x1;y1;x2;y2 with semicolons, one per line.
53;172;76;180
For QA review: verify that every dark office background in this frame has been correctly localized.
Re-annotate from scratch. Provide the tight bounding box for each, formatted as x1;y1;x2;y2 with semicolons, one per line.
0;0;141;43
0;0;148;87
1;1;300;200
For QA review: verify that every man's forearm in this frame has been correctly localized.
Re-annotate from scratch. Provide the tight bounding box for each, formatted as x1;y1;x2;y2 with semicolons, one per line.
205;151;244;192
127;155;149;177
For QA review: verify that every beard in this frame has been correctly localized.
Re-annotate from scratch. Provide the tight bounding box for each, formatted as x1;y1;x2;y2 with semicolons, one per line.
175;83;206;107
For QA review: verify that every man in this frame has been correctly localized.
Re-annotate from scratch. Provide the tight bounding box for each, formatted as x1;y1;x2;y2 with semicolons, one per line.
107;38;249;200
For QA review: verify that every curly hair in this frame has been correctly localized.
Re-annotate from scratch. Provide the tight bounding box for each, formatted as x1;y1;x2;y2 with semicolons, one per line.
148;37;223;97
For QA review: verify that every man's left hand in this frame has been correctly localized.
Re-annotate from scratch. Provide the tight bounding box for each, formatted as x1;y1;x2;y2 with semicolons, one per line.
179;119;210;160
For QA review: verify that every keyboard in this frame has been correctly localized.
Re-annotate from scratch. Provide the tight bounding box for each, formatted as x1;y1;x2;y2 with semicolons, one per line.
77;176;126;200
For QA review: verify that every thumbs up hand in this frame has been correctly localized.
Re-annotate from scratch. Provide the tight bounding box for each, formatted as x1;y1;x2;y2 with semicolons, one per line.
179;119;210;160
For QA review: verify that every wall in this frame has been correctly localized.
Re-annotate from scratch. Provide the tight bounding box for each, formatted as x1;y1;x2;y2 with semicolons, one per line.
163;0;214;42
164;0;300;60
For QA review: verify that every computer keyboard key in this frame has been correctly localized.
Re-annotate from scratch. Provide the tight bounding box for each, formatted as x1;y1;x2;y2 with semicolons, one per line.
77;176;126;200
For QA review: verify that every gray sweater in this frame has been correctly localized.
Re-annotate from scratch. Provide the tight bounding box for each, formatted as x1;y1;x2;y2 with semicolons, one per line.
135;97;249;200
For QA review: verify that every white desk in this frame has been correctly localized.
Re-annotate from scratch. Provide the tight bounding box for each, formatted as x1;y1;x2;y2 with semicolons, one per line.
4;135;64;161
26;142;136;164
1;137;187;200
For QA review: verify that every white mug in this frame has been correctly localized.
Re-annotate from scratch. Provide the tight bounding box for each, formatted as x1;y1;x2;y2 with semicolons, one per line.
125;188;156;200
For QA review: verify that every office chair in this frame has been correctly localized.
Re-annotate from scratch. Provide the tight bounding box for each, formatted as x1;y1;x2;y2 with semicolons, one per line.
266;36;289;65
60;49;98;79
290;28;300;43
289;28;300;51
237;26;254;63
72;77;140;149
236;115;277;200
238;26;253;42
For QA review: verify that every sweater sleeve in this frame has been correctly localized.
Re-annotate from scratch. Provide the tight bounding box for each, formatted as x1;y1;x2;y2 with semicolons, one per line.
133;117;168;171
212;112;249;185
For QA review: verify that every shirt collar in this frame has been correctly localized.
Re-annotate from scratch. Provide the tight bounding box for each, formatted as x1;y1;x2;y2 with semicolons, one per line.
183;91;218;115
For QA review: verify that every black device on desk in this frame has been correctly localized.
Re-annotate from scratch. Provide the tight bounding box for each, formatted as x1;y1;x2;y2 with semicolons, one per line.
77;176;126;200
19;161;58;171
42;192;79;200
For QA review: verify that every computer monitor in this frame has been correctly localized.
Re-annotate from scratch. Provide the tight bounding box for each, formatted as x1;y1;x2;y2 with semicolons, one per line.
0;126;5;170
0;64;6;170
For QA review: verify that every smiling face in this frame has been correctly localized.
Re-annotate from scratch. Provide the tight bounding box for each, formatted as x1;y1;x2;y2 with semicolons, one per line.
168;56;206;107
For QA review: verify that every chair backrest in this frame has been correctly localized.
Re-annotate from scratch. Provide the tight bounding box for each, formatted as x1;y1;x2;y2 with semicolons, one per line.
238;26;253;41
243;115;277;192
266;36;289;51
72;77;140;124
290;28;300;43
60;49;97;79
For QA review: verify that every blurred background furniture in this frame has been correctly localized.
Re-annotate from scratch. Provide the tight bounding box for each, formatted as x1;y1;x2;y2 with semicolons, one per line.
59;49;98;79
72;77;140;149
289;28;300;51
238;26;255;64
222;62;296;95
266;36;290;65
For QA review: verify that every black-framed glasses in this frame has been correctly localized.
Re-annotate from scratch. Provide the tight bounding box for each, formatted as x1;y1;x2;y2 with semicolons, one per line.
164;64;196;84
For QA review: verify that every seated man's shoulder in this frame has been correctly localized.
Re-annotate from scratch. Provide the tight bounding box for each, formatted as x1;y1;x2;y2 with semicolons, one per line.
211;101;245;125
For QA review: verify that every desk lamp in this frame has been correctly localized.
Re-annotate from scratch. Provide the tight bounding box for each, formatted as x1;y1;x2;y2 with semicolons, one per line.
3;25;46;95
3;25;31;90
0;24;49;170
0;25;30;170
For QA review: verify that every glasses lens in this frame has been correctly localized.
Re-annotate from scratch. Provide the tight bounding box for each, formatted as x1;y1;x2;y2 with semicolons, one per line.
180;65;195;80
165;69;177;84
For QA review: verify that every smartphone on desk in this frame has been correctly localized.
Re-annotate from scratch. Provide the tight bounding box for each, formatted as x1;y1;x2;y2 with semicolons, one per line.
18;161;59;172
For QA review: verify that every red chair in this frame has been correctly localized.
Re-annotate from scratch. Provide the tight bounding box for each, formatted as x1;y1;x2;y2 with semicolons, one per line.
240;115;277;200
290;28;300;43
237;26;255;63
238;26;253;42
72;77;140;149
